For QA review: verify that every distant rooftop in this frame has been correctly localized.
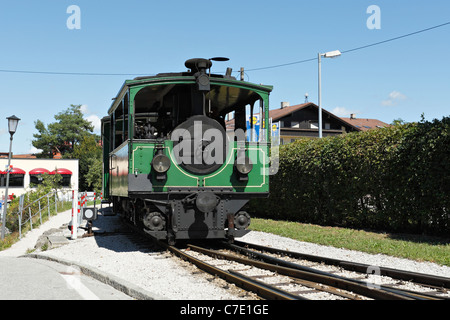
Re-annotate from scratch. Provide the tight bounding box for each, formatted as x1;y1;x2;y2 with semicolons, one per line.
340;115;391;131
0;153;37;159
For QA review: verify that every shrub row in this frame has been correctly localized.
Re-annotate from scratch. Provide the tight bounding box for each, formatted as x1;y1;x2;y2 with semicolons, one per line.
250;116;450;236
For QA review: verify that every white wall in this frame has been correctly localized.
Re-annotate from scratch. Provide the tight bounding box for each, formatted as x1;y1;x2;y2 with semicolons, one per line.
0;158;79;199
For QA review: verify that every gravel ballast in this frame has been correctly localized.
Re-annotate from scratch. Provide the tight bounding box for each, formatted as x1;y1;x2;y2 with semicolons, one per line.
3;207;450;300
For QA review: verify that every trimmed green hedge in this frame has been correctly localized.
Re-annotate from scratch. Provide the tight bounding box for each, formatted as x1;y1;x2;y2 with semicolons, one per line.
250;116;450;236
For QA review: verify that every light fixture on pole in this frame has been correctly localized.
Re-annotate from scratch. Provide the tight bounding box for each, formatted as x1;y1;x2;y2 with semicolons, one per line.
1;115;21;240
318;50;341;138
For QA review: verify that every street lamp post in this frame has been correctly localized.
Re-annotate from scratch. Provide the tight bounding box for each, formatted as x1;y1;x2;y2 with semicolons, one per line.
318;50;341;138
1;115;20;240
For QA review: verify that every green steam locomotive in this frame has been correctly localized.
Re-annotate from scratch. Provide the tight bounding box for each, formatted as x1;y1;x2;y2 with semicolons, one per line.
101;58;272;244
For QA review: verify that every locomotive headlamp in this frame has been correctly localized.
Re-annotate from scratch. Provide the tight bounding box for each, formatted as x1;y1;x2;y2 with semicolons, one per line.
152;154;171;173
235;156;253;175
196;73;210;92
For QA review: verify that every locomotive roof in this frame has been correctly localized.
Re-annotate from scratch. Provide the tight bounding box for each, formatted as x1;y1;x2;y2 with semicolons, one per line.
108;73;273;115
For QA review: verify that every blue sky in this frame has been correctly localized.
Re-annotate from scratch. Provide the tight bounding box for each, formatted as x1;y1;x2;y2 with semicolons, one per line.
0;0;449;154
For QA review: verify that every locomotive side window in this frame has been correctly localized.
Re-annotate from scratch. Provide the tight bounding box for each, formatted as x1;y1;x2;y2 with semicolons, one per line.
113;100;123;149
112;94;129;149
236;99;266;143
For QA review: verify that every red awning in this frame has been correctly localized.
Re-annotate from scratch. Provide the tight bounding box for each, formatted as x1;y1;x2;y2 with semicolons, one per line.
9;168;26;175
51;168;72;175
29;168;51;175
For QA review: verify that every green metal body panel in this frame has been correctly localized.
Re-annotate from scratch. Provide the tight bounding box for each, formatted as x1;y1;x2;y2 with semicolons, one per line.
129;141;269;193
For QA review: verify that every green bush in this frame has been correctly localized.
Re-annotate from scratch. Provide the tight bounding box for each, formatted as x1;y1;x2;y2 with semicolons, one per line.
250;116;450;236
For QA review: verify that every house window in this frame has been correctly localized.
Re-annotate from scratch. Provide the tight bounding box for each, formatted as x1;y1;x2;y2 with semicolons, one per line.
30;175;44;187
60;175;72;187
51;169;73;188
291;122;299;128
310;121;318;129
29;168;51;187
325;122;331;130
9;175;25;187
3;168;26;187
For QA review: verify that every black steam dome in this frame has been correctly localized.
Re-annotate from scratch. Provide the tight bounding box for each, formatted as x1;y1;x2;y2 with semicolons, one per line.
185;58;212;72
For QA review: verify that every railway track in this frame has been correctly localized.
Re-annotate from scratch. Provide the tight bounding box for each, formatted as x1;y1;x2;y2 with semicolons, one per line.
233;240;450;294
158;240;450;300
103;217;450;300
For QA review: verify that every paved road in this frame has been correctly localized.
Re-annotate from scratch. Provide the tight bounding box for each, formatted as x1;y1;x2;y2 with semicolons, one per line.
0;205;133;301
0;257;133;300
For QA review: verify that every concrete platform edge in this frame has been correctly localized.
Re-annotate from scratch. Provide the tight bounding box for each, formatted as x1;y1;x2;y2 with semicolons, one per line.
24;253;168;300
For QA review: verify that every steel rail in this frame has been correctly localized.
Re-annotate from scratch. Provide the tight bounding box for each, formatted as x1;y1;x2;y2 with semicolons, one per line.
188;244;362;300
157;241;305;300
189;243;409;300
227;270;304;301
235;240;450;290
226;242;443;300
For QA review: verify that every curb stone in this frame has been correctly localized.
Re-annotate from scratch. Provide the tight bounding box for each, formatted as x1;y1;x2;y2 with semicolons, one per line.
25;253;168;300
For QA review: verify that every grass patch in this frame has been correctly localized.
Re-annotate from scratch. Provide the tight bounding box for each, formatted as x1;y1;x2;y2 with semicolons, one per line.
250;218;450;266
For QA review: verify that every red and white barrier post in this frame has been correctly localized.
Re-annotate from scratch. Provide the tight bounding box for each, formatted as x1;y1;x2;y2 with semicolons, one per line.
71;190;78;240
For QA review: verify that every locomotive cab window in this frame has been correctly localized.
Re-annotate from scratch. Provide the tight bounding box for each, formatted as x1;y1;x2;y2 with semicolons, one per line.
132;83;265;140
134;84;192;139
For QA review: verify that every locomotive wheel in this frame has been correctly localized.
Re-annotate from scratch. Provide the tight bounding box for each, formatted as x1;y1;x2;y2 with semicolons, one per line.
143;211;166;231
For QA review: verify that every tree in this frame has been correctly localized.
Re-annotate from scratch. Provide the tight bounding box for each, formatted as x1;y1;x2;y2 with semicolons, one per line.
32;104;102;192
391;118;406;126
37;173;63;194
72;135;102;191
32;105;94;158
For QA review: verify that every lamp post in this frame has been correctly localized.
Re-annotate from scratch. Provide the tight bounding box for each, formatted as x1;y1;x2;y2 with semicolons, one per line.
318;50;341;138
1;115;20;240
